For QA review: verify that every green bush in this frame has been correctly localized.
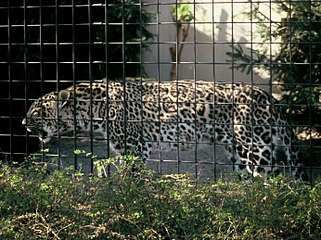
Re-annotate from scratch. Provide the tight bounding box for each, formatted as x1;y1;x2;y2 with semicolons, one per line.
97;0;154;79
0;159;321;239
228;1;321;124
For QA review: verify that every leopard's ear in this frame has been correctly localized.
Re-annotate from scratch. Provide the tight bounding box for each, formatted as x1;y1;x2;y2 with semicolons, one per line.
58;90;71;108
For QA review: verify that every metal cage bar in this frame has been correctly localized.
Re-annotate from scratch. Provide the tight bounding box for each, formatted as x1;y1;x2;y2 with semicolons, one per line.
0;0;319;183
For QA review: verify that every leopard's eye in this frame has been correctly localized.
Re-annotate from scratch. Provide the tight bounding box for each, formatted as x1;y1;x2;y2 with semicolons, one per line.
32;110;40;117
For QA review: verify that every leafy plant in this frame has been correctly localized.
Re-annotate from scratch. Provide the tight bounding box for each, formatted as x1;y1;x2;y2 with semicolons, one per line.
1;158;321;239
74;149;145;178
172;2;194;23
227;1;321;124
170;0;194;80
97;0;154;79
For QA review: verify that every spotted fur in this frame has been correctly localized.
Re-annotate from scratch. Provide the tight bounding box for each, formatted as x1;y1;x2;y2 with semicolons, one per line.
22;79;308;181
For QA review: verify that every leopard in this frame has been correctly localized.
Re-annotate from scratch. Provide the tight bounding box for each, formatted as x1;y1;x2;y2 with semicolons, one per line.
22;79;309;182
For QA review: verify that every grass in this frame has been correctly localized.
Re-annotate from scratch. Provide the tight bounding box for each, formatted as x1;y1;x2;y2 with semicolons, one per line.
0;157;320;239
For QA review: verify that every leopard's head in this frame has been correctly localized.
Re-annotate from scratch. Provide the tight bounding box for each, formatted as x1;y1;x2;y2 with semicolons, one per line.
22;90;71;143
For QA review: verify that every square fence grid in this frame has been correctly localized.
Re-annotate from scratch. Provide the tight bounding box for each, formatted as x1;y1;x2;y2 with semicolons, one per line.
0;0;320;182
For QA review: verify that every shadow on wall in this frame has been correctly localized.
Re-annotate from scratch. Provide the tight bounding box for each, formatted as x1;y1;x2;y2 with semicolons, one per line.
143;7;267;86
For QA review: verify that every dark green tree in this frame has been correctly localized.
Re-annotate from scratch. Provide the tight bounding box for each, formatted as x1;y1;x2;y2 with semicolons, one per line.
98;0;154;79
228;1;321;124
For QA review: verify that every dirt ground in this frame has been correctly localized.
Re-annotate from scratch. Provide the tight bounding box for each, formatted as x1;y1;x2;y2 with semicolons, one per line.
34;133;321;182
37;136;234;181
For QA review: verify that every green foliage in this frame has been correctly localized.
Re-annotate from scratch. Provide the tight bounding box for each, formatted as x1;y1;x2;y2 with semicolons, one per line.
227;1;321;122
0;159;321;239
11;0;154;81
74;149;146;178
172;1;194;23
96;0;154;79
170;0;194;80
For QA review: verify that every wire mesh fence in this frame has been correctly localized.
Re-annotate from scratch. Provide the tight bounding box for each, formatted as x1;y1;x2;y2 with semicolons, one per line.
1;0;320;183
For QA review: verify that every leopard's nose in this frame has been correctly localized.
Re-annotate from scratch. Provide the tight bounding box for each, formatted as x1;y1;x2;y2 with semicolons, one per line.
22;118;27;125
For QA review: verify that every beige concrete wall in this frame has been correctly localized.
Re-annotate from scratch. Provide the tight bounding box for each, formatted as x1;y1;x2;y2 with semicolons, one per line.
142;0;283;91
